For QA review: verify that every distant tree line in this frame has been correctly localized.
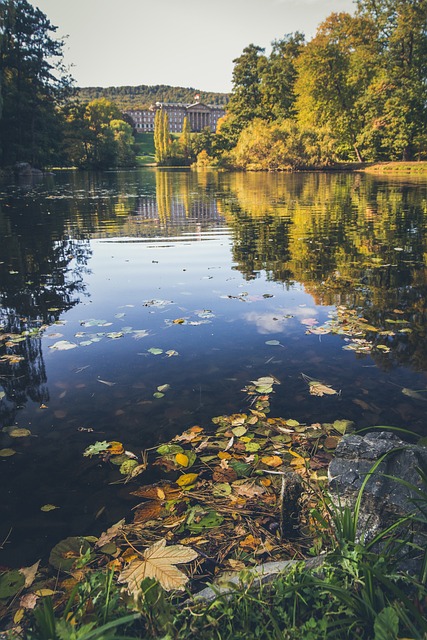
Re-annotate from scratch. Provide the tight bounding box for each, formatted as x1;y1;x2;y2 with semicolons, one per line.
73;85;228;110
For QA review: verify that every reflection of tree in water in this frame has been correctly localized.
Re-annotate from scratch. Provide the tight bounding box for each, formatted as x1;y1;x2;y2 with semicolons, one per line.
221;172;427;371
0;198;93;427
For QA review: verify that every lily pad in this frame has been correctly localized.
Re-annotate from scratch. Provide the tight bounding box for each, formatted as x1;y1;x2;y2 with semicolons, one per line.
49;536;93;571
0;570;25;599
0;448;16;457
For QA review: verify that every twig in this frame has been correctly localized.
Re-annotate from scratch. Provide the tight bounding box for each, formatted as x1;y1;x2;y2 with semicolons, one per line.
0;528;12;550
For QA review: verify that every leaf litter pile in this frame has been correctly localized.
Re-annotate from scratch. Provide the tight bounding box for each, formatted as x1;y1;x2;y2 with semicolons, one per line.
0;374;353;630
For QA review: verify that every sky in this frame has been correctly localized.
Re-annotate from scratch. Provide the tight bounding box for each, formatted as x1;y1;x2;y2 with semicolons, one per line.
34;0;356;93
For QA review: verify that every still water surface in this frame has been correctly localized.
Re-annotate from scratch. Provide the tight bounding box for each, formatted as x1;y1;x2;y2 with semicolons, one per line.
1;169;427;565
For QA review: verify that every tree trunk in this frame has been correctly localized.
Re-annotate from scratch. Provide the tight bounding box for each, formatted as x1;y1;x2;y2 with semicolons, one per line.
354;145;364;163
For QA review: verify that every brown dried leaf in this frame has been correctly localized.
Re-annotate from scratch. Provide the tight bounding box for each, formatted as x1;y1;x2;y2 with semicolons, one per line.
96;520;125;548
309;382;338;397
212;466;238;483
133;501;163;524
19;560;40;588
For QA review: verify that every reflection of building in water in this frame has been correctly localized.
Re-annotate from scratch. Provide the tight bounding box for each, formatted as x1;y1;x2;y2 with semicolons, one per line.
129;171;225;225
134;194;224;224
125;95;226;133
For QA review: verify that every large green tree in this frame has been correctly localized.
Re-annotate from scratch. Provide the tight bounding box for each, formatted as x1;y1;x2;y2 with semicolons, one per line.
356;0;427;159
0;0;70;166
260;33;305;121
294;12;378;162
225;44;267;141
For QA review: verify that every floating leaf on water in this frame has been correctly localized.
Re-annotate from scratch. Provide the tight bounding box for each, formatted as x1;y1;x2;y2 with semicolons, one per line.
119;459;139;475
49;536;92;571
332;419;353;434
108;441;124;455
148;348;163;355
309;382;338;397
173;318;186;324
153;392;165;398
106;332;124;339
157;444;183;455
265;340;280;346
115;313;126;319
231;425;247;437
165;350;179;357
157;384;170;393
176;473;198;487
49;340;77;351
8;427;31;438
83;441;111;457
175;453;189;467
41;504;59;512
0;570;25;598
0;448;16;457
0;392;5;401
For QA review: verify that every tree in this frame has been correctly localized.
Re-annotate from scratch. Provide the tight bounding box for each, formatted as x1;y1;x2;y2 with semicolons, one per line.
179;116;192;161
0;0;70;166
154;109;171;164
260;33;305;121
356;0;427;159
110;119;135;166
225;44;267;140
294;12;378;162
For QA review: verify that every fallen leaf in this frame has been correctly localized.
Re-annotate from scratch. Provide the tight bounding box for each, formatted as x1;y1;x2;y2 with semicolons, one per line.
176;473;198;487
96;520;125;548
8;428;31;438
175;453;189;467
261;455;283;468
49;340;77;351
0;448;16;457
19;561;40;588
239;534;261;551
133;501;163;524
41;504;59;512
118;538;197;593
309;382;338;397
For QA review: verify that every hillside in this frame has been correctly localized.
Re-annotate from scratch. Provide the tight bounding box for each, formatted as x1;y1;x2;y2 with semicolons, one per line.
73;84;229;109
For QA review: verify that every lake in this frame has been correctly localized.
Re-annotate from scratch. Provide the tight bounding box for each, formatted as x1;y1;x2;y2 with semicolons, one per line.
1;168;427;566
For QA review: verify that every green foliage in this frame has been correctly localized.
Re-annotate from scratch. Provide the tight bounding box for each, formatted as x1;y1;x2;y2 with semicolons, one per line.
60;98;135;168
0;0;71;166
231;119;336;170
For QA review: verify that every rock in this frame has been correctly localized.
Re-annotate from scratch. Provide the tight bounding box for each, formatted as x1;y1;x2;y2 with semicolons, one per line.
328;431;427;559
14;162;43;177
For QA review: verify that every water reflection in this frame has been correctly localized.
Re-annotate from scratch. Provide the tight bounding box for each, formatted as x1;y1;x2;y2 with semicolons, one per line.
1;168;427;566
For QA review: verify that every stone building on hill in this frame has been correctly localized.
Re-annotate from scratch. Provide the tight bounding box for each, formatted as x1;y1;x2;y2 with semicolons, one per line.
125;95;226;134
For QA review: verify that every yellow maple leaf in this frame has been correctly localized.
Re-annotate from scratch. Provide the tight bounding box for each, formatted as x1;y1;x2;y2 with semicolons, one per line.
118;539;197;594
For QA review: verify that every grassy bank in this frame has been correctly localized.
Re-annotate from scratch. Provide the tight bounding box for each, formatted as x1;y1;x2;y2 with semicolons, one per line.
134;133;155;166
361;161;427;175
